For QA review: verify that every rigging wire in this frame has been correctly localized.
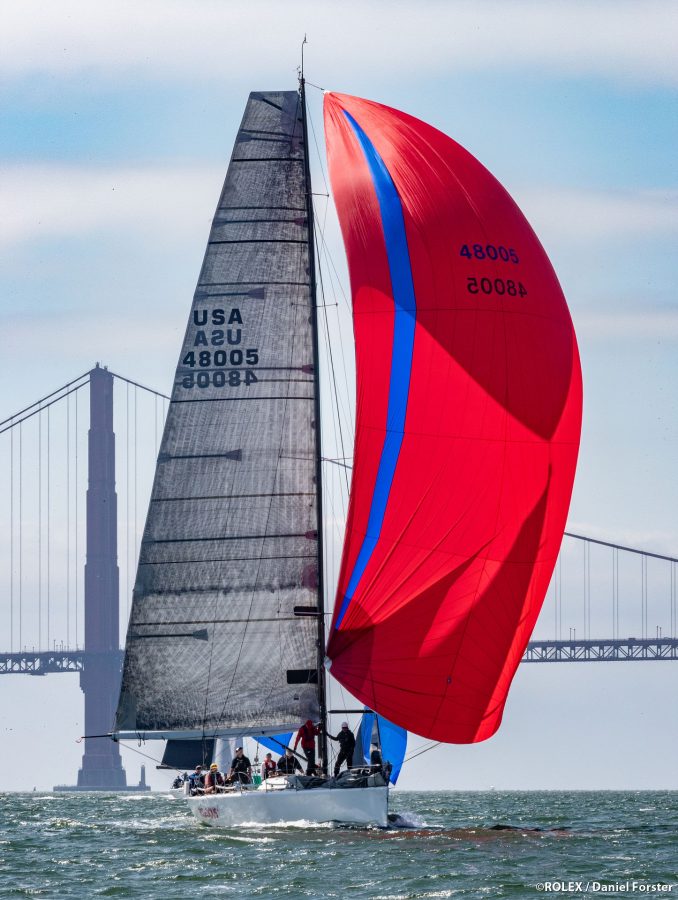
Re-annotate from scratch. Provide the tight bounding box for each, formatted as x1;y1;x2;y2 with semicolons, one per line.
314;214;350;498
306;99;355;449
403;740;442;764
312;218;354;392
306;90;357;747
311;209;354;450
87;738;170;772
306;103;330;196
322;253;355;448
312;190;350;616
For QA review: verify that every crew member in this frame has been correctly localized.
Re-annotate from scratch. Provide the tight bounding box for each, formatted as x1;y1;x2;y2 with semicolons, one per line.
294;719;321;775
261;752;277;779
204;762;224;793
227;746;252;784
326;721;356;776
277;747;303;775
369;744;383;774
187;765;204;794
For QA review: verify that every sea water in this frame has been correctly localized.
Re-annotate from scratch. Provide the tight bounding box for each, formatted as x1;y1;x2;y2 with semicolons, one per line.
1;791;676;898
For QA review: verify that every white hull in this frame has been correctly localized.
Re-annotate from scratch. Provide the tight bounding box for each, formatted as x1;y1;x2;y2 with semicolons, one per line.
187;783;389;828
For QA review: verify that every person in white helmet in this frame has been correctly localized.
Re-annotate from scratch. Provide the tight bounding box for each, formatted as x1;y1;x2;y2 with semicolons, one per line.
324;721;356;776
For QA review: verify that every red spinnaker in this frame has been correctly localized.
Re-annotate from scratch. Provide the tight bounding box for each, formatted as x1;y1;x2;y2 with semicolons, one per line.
324;92;582;743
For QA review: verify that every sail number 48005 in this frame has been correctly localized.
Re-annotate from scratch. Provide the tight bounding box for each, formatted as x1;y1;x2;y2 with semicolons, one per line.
183;350;258;367
181;349;259;388
460;243;519;263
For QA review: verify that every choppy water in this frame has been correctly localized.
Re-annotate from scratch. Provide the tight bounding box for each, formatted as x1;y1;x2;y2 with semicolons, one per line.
1;791;676;898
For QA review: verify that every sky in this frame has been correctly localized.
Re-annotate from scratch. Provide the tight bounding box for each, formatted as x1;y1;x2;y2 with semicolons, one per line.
1;0;677;792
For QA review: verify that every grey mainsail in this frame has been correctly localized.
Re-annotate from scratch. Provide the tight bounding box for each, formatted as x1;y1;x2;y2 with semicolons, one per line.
115;91;321;738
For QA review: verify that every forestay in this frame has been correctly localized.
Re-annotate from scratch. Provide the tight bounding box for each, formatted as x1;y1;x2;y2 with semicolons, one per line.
116;91;321;738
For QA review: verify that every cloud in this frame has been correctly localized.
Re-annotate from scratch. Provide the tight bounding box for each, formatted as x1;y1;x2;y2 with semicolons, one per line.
517;187;678;242
1;1;678;88
3;164;677;347
0;164;224;246
575;309;678;340
2;306;183;362
3;164;678;250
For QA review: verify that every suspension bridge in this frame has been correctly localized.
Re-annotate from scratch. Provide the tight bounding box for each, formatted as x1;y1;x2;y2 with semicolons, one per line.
1;366;677;788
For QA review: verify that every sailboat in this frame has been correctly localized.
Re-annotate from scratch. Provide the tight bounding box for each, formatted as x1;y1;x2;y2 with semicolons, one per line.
112;76;582;828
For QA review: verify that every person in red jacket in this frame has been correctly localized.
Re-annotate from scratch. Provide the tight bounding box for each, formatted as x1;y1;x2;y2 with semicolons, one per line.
203;763;224;793
260;752;277;780
294;719;321;774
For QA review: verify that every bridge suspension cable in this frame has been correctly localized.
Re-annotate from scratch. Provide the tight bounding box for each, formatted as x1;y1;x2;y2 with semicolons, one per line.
0;371;90;435
1;365;170;655
1;376;676;660
564;530;678;564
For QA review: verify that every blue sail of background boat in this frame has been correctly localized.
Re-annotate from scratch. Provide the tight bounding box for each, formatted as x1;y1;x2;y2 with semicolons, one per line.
254;732;294;756
358;709;407;784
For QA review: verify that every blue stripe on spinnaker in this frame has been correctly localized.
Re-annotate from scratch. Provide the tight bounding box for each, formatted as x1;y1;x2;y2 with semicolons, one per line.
334;110;417;630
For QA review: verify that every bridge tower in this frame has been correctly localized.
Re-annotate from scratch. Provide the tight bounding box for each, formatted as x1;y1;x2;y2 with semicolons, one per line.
55;364;146;791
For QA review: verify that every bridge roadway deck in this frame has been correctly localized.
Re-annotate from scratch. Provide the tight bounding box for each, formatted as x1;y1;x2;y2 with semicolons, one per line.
0;650;124;675
522;637;678;662
1;639;678;674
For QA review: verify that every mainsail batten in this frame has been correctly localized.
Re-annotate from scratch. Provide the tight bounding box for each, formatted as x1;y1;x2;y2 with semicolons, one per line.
324;92;582;744
115;91;321;737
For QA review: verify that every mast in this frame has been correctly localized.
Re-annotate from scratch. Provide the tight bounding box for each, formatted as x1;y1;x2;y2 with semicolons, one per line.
300;73;328;773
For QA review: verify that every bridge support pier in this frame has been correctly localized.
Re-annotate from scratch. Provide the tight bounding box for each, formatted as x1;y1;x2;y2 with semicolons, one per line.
55;365;147;792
